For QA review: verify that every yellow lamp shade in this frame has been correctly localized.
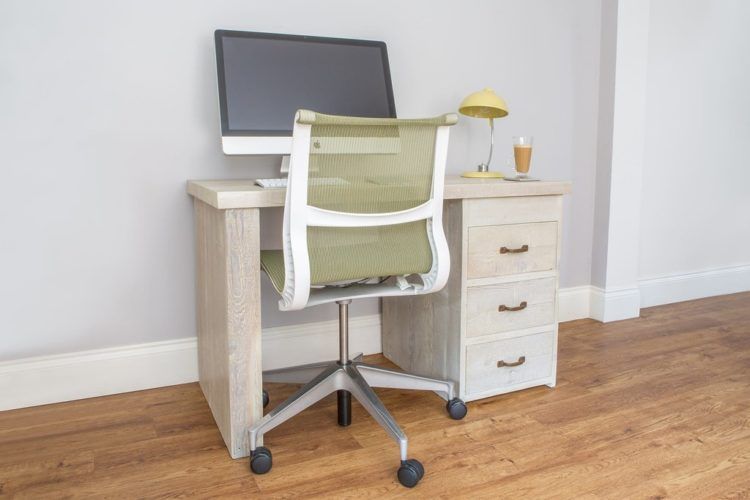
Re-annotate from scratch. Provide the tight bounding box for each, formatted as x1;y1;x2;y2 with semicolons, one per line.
458;88;508;119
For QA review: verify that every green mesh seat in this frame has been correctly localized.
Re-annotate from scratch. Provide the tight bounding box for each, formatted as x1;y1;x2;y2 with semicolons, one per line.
261;217;432;293
260;250;286;293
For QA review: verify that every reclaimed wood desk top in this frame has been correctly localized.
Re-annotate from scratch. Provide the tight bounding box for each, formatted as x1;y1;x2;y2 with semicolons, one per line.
187;176;572;210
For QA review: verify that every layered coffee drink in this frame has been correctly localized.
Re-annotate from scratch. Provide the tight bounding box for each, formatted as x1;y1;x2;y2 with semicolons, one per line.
513;145;532;174
513;136;533;177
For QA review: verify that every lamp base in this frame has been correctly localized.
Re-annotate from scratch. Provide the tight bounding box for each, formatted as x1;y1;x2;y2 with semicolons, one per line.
461;170;503;179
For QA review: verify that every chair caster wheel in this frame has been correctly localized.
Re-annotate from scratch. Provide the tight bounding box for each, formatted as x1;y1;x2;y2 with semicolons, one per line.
446;398;467;420
397;458;424;488
262;389;269;408
250;446;272;474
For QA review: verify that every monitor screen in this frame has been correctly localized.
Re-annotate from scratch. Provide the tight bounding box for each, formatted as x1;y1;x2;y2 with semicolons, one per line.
215;30;396;138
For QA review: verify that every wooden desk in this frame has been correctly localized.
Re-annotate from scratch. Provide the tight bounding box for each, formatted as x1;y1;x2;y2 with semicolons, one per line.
187;176;571;458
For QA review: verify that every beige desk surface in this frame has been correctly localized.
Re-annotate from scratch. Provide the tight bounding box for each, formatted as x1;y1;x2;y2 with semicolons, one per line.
187;176;572;210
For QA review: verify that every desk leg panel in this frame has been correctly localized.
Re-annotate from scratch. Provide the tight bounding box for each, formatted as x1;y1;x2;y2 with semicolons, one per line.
195;200;262;459
382;200;463;390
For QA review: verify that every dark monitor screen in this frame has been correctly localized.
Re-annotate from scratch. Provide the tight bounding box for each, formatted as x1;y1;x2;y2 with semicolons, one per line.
215;30;396;137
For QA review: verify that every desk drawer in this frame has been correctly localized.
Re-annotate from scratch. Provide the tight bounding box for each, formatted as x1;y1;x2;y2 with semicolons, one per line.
465;196;562;226
466;277;556;338
465;331;555;395
467;222;557;279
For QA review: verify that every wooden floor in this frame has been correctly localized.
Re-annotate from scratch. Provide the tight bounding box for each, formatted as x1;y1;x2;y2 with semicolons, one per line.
2;293;750;498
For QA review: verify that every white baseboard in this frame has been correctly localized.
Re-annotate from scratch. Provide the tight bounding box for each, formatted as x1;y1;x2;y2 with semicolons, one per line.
261;314;382;371
589;286;641;323
639;264;750;308
16;274;733;412
558;286;592;322
0;338;199;412
0;314;382;412
0;290;592;412
560;265;750;323
560;285;641;323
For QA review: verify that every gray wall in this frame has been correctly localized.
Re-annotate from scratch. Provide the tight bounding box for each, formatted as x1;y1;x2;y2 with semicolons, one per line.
639;0;750;279
590;0;618;289
0;0;601;360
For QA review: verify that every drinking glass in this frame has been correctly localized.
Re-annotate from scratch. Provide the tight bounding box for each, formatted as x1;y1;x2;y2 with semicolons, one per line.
513;136;534;178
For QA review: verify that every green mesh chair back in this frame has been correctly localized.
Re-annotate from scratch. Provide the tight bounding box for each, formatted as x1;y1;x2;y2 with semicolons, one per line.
302;112;451;284
268;109;457;311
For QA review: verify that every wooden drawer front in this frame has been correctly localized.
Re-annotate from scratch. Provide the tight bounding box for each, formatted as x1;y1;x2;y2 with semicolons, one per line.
465;332;555;395
466;278;556;338
465;196;562;226
467;222;558;279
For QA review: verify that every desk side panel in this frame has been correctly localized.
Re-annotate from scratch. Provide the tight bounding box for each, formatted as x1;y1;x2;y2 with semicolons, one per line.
195;199;231;450
224;207;263;458
382;200;462;387
195;200;262;459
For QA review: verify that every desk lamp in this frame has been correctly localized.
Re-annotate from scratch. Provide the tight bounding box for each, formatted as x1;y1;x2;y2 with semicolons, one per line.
459;88;509;178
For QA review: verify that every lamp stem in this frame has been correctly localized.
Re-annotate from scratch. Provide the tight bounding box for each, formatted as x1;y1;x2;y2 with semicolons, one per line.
484;118;495;171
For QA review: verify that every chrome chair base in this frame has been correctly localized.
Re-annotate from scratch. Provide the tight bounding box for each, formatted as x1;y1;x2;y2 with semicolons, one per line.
250;358;458;461
248;301;466;487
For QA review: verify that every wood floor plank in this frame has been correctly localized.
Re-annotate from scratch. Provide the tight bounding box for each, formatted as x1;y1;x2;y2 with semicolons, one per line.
1;292;749;497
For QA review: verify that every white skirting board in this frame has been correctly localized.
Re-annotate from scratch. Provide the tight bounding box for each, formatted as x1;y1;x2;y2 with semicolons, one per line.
557;286;593;322
0;339;199;413
586;263;750;322
589;286;642;323
260;314;382;371
0;314;382;412
639;264;750;308
3;271;748;412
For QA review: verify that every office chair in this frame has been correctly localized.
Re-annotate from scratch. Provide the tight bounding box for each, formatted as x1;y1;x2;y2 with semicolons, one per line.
249;110;466;488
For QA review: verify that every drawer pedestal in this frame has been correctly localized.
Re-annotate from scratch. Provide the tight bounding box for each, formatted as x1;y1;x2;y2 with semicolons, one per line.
383;194;564;402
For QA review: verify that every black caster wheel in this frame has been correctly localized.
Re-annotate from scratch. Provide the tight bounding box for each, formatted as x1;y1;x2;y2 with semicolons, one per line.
249;446;272;474
262;389;269;409
397;458;424;488
446;398;468;420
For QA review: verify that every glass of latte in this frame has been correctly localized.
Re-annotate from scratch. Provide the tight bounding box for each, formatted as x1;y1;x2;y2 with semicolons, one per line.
513;136;533;178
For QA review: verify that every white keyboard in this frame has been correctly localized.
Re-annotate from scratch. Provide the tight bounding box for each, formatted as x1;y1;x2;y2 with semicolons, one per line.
254;177;349;189
255;178;288;188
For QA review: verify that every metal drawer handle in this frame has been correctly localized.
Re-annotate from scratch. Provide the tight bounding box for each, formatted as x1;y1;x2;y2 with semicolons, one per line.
497;356;526;368
499;244;529;254
498;301;527;312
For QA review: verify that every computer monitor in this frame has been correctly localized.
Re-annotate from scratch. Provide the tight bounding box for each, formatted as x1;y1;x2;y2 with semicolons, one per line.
214;30;397;156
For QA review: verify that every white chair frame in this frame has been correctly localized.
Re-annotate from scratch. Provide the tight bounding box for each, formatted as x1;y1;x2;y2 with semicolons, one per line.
249;112;465;487
278;110;456;311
